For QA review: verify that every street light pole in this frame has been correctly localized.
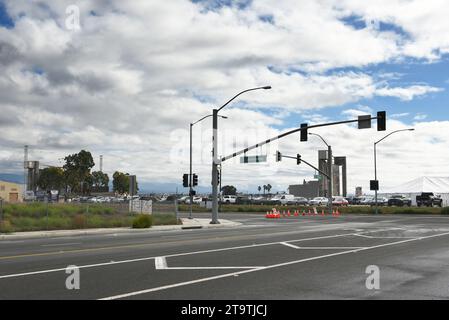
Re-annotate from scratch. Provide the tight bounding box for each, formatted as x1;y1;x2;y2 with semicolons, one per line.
309;133;333;215
211;86;271;224
374;128;415;214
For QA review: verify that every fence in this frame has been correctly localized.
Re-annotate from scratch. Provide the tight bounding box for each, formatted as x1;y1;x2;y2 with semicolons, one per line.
0;199;179;232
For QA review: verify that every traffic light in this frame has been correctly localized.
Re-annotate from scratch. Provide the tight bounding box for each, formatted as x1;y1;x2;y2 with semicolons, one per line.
217;170;220;186
189;190;196;196
182;174;188;187
377;111;386;131
370;180;379;191
276;151;282;162
297;154;301;165
300;123;308;142
193;174;198;187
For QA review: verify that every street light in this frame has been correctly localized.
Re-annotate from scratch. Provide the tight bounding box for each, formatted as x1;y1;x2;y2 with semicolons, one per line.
309;132;333;215
211;86;271;224
374;128;415;214
189;114;228;219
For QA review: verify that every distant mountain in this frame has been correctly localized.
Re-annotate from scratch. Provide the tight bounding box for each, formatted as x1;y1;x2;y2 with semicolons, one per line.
0;173;24;184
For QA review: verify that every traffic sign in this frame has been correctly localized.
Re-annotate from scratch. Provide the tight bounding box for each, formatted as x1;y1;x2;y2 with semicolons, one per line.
240;155;267;163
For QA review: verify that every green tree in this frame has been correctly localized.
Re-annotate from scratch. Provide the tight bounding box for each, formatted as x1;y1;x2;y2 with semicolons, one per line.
221;185;237;195
63;150;95;195
91;171;110;191
37;167;65;191
258;186;261;194
267;184;272;194
113;172;137;194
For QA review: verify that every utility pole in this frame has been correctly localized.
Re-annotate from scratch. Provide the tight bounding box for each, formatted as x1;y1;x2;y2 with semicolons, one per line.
100;155;103;172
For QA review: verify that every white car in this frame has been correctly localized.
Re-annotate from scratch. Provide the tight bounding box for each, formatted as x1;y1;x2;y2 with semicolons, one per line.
309;197;329;206
278;194;296;205
186;196;202;204
221;195;237;204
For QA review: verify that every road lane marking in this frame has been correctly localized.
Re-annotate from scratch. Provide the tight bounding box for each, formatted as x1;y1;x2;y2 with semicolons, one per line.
353;234;417;239
0;226;359;261
154;256;261;270
41;243;82;247
0;227;401;280
100;230;449;300
280;242;301;249
155;257;168;270
0;230;372;279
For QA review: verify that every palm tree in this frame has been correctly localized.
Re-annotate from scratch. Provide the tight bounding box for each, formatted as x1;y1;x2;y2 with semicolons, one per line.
267;184;272;195
258;186;261;194
263;185;267;195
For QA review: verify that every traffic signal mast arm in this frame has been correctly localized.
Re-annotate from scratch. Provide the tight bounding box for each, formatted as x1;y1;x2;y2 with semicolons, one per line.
220;113;384;163
281;154;330;179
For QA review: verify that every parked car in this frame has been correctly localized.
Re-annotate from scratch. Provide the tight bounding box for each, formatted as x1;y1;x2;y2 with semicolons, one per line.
185;196;202;204
416;192;442;207
221;195;238;204
309;197;329;206
388;195;412;207
360;196;374;205
332;196;349;206
293;197;309;205
23;191;36;202
178;196;190;204
278;194;296;205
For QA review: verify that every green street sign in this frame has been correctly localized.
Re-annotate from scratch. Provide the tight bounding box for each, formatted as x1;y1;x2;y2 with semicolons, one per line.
240;155;267;163
314;174;323;181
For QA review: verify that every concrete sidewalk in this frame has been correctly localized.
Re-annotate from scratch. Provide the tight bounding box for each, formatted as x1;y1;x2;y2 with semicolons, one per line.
0;218;242;240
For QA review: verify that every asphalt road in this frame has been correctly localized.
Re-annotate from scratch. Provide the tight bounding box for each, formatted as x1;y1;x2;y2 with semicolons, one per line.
1;212;449;299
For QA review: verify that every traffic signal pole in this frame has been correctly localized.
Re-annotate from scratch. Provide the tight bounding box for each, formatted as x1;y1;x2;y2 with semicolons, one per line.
211;109;219;224
189;123;193;219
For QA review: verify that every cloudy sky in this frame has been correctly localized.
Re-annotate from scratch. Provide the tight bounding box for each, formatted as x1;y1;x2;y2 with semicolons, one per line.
1;0;449;194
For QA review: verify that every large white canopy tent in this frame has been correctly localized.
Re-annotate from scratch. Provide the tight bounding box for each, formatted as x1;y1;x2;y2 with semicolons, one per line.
380;177;449;206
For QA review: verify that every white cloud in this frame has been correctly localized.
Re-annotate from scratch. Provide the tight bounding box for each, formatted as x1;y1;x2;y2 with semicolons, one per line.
0;0;447;193
376;85;443;101
414;113;428;121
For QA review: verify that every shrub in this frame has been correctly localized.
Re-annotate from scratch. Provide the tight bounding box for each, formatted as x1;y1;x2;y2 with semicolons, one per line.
71;215;87;229
152;214;178;226
0;220;13;233
441;207;449;215
132;214;153;228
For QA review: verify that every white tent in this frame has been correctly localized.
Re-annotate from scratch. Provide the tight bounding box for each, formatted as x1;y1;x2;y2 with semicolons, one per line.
380;177;449;206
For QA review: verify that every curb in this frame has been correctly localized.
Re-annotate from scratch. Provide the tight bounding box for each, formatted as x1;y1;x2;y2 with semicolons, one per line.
0;219;241;240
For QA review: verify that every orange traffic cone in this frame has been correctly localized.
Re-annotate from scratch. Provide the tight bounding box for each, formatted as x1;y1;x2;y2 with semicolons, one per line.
321;209;325;216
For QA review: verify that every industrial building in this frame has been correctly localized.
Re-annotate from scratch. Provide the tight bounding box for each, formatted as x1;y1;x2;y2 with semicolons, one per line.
0;180;23;203
289;151;347;198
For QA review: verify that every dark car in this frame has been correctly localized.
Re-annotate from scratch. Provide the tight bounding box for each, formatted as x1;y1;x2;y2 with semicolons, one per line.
388;195;412;207
416;193;442;207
